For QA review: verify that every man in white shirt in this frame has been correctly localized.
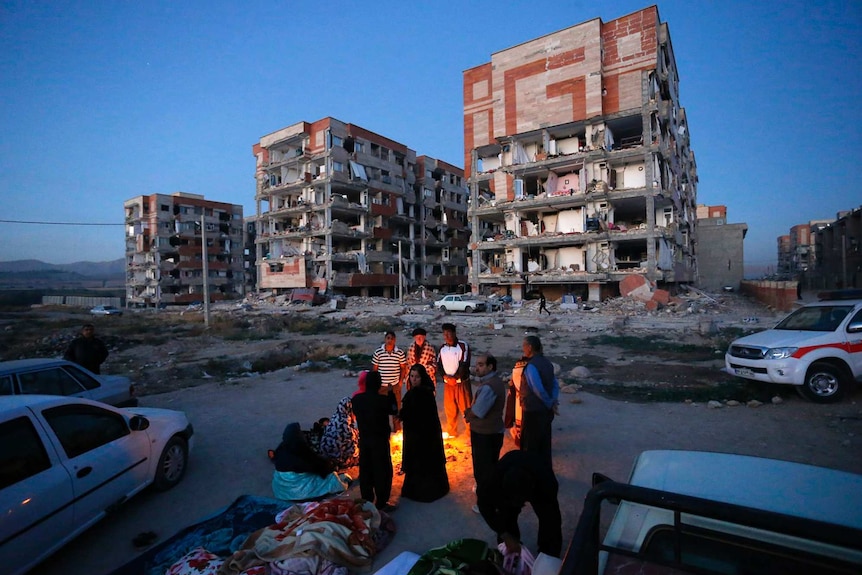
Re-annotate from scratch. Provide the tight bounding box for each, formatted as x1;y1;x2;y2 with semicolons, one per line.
437;322;472;437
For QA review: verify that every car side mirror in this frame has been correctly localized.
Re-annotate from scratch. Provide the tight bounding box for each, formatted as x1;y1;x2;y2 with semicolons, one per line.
847;322;862;334
129;415;150;431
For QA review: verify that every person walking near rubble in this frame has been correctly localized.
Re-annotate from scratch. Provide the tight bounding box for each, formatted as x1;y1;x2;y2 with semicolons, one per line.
538;292;551;316
64;323;109;374
437;323;472;437
372;331;408;433
465;353;506;514
519;335;559;468
405;327;437;391
352;370;398;512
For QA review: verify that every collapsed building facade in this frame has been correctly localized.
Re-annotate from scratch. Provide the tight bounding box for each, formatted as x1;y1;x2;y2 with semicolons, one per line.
252;118;469;296
464;6;698;301
124;193;245;306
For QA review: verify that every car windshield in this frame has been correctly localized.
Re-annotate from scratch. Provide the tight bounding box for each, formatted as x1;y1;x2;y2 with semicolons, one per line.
774;305;853;332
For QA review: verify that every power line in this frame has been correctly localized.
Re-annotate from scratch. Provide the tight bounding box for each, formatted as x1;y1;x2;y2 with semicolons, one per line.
0;219;123;226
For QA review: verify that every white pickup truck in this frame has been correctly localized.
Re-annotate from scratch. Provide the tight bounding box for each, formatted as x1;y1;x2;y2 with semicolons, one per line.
560;450;862;575
724;294;862;403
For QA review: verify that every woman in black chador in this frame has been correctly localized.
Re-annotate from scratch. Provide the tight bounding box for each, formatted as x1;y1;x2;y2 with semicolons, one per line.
399;364;450;502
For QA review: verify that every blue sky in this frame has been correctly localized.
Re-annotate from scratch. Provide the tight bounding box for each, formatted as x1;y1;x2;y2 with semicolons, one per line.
1;1;860;278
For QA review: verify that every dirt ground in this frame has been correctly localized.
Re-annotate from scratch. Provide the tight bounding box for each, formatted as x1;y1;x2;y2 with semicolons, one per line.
3;292;861;575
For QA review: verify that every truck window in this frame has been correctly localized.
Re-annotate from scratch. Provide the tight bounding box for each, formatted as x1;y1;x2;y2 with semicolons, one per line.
641;525;855;575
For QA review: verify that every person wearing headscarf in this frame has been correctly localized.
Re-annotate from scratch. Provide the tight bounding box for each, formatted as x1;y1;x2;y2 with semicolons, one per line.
270;422;351;501
319;374;363;469
352;370;398;512
399;364;450;502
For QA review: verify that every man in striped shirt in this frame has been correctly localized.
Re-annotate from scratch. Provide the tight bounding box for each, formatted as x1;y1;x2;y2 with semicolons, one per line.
372;331;408;432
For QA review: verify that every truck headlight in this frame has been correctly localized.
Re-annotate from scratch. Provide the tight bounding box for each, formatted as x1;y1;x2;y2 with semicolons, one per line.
765;347;797;360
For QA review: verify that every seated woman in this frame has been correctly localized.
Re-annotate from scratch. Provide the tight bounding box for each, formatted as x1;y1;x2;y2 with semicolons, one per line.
270;422;351;501
318;374;362;470
399;364;450;502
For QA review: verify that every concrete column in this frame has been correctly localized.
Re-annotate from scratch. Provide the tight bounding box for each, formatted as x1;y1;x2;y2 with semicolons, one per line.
588;282;601;302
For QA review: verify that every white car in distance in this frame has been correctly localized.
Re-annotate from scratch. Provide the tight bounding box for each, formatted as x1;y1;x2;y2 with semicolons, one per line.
433;294;486;313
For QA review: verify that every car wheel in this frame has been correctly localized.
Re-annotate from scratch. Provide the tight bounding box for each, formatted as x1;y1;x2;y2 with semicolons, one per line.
154;436;188;491
439;306;447;312
797;362;847;403
464;306;473;313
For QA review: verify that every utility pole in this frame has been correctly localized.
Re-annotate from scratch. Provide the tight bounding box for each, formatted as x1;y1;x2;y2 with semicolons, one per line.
398;240;403;305
201;214;210;327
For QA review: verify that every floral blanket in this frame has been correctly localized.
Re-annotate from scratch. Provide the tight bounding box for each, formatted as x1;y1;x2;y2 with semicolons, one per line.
108;494;394;575
220;495;391;575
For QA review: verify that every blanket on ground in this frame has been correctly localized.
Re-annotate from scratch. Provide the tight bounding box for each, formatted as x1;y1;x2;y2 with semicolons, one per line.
109;495;286;575
219;495;392;575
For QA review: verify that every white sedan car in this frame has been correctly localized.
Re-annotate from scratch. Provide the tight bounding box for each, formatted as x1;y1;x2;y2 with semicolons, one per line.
0;395;194;575
433;294;487;313
0;358;138;407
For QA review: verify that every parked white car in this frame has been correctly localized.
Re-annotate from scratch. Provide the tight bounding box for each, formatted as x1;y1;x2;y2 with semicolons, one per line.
0;395;194;575
725;295;862;402
0;358;138;407
561;450;862;574
433;294;486;313
90;305;123;316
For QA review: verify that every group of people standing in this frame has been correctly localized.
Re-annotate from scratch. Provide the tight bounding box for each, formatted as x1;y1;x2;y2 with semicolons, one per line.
359;323;563;557
268;322;563;557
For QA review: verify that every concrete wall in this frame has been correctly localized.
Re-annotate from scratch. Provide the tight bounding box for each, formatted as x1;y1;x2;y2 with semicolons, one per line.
42;296;123;308
697;219;747;292
740;280;798;312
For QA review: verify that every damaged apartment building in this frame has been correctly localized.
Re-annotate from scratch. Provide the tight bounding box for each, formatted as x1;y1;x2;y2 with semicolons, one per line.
124;193;245;306
253;118;469;296
464;6;698;301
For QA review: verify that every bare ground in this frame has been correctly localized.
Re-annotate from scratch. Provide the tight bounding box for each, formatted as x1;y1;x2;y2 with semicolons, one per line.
5;293;861;575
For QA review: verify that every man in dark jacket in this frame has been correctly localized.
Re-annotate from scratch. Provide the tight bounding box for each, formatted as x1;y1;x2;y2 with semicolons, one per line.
352;370;398;512
477;449;562;557
64;323;109;374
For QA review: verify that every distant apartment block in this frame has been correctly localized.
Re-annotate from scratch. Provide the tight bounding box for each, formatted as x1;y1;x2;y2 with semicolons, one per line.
124;193;244;306
776;220;832;280
777;234;792;277
695;204;747;292
464;6;698;301
252;118;469;296
812;206;862;290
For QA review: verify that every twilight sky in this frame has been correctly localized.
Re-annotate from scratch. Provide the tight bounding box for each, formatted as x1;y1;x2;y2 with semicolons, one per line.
1;0;860;278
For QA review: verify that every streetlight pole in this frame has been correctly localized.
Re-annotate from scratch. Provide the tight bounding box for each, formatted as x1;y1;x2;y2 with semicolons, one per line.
201;214;210;328
398;240;403;305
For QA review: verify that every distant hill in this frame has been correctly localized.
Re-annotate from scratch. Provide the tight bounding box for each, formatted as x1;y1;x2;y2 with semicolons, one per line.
0;258;125;277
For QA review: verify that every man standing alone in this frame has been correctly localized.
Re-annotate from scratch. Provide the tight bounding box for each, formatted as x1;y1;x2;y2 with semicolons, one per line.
519;335;559;467
465;353;506;513
64;323;109;374
372;331;408;432
437;323;472;437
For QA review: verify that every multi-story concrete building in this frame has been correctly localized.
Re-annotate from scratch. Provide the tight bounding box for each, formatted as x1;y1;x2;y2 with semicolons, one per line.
124;192;245;306
252;118;468;297
242;216;258;295
777;234;792;277
813;206;862;290
464;6;698;302
695;205;747;292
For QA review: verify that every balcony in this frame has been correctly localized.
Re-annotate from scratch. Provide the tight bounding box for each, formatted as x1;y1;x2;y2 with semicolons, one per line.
370;202;396;217
373;227;393;240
